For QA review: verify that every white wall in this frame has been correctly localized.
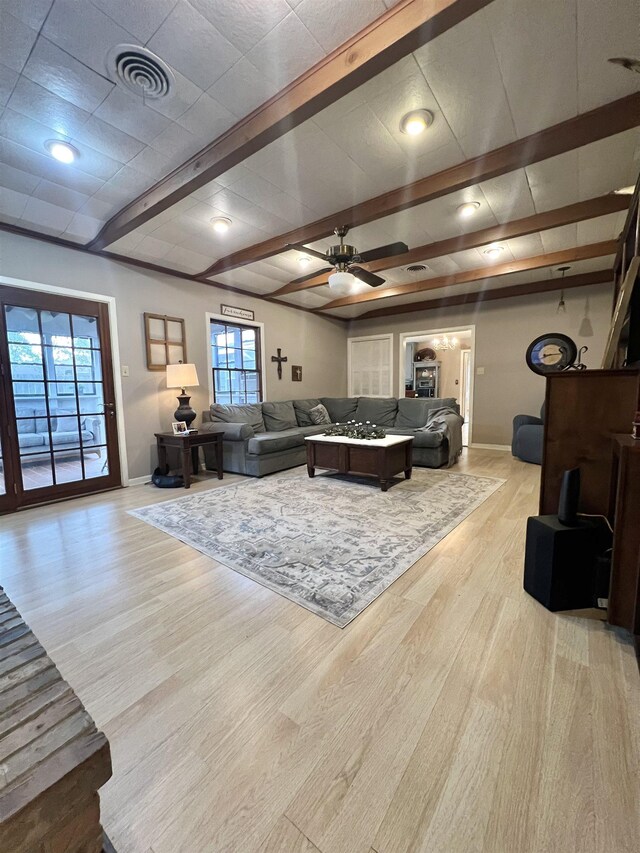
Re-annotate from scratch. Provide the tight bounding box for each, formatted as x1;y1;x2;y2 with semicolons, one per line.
0;231;347;479
350;284;614;446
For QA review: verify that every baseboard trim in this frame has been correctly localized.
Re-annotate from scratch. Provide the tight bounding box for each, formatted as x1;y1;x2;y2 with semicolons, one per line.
126;475;152;487
470;443;511;452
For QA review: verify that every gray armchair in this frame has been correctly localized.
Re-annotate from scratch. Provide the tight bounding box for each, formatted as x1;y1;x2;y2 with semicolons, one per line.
512;404;545;465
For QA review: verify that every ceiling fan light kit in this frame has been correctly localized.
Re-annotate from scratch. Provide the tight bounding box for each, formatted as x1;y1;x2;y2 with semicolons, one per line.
285;225;409;291
328;270;356;295
399;109;434;135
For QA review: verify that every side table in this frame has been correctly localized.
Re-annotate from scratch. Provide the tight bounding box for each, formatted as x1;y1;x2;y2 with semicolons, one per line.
155;431;223;489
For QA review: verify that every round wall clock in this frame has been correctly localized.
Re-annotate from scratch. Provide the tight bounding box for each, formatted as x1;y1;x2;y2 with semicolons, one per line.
525;333;578;375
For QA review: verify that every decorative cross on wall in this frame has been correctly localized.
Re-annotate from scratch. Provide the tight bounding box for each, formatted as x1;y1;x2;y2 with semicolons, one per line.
271;348;288;379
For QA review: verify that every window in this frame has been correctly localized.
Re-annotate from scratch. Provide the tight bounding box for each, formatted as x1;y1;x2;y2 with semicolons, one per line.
210;320;262;405
348;334;393;397
8;331;98;397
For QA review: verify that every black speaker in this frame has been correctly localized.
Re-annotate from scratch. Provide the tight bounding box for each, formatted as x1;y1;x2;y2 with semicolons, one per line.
558;467;580;526
523;515;605;611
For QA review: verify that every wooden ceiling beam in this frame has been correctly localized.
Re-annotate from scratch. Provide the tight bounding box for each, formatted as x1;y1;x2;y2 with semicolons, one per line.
202;92;640;277
271;193;630;295
0;221;346;321
88;0;493;252
354;268;613;320
315;240;619;310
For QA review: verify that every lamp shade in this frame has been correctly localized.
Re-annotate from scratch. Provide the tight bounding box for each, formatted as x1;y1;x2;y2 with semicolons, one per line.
328;270;355;296
166;362;199;388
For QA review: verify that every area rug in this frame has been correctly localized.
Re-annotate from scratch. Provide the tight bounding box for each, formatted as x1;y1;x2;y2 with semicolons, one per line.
129;468;504;627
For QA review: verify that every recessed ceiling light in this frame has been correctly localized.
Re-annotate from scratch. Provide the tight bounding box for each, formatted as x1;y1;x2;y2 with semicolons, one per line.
457;201;481;219
45;140;78;164
483;244;504;259
298;255;311;267
399;109;434;136
613;185;635;195
210;217;232;233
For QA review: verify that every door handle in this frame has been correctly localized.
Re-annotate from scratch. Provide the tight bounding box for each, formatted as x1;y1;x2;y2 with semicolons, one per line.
102;402;116;416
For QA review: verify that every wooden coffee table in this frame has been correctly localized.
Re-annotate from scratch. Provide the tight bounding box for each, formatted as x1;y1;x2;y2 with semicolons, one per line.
305;433;413;492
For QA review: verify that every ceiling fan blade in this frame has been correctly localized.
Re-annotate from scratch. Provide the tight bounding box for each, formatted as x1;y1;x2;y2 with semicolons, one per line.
291;267;334;284
357;241;409;263
284;243;328;262
350;266;386;288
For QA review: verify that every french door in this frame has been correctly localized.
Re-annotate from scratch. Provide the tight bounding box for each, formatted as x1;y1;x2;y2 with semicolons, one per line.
0;286;121;512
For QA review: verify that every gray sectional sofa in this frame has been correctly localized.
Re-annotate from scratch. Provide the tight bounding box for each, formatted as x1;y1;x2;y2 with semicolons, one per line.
16;407;103;458
200;396;463;477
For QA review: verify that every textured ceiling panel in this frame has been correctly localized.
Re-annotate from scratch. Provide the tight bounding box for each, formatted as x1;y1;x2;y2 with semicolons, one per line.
0;0;635;321
0;0;406;245
327;254;616;319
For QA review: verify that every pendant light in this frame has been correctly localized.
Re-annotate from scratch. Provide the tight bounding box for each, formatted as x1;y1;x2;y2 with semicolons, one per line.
556;266;570;313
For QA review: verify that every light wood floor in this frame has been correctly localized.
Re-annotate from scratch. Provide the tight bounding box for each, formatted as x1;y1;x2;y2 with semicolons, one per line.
1;450;638;853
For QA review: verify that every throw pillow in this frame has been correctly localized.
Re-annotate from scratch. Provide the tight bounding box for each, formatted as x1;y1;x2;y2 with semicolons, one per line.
308;403;332;425
293;398;321;426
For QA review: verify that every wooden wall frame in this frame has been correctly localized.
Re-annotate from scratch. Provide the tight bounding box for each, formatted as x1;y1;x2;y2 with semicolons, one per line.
144;313;187;371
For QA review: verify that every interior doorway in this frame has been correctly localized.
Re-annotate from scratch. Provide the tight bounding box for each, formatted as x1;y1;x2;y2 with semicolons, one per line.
399;325;475;446
0;284;122;512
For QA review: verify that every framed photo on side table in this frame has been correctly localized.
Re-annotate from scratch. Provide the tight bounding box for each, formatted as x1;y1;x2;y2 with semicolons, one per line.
171;422;188;435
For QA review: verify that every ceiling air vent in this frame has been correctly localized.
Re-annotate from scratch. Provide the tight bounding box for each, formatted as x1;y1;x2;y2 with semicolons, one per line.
407;264;428;273
107;45;174;100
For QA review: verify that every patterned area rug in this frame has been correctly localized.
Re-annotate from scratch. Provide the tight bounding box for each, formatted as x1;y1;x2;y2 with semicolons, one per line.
129;467;504;627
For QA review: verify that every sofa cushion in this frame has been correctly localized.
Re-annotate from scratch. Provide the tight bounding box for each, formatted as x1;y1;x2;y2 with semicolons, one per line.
355;397;398;426
15;409;36;434
262;400;297;432
210;403;265;432
385;427;444;448
18;433;46;449
51;430;94;447
309;403;331;425
298;425;330;436
34;408;76;433
395;397;458;428
293;398;321;426
247;428;305;456
320;397;358;423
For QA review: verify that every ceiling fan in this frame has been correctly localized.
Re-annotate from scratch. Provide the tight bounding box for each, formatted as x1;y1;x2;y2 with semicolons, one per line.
286;226;408;295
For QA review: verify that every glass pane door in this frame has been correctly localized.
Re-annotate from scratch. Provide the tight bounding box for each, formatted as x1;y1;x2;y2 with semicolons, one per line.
0;285;121;511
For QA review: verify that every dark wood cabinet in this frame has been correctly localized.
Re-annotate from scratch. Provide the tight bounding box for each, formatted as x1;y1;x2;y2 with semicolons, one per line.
539;369;640;516
608;435;640;639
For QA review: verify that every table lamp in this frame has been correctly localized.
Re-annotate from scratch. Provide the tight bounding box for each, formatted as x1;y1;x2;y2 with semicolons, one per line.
166;362;199;429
